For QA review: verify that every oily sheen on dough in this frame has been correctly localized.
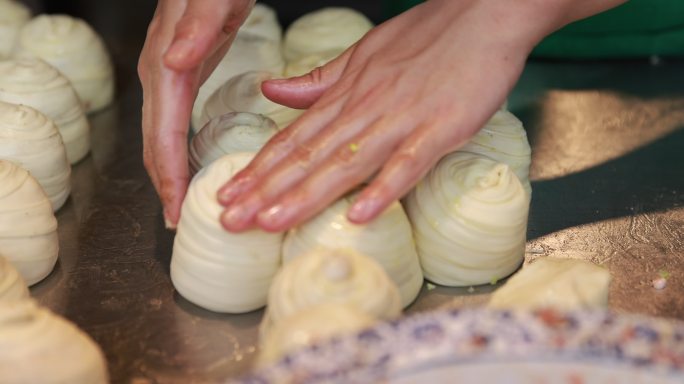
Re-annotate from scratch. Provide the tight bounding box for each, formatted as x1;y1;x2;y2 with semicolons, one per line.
188;112;278;174
0;255;29;301
283;7;373;62
171;152;283;313
0;101;71;211
200;71;303;130
0;58;90;164
258;303;375;366
282;193;423;308
489;258;611;310
460;110;532;197
191;4;284;131
0;299;108;384
0;0;31;58
261;248;401;338
0;160;58;286
16;14;115;113
404;152;529;287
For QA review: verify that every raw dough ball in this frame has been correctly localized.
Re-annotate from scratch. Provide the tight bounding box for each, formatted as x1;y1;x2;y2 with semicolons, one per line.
16;14;115;113
171;153;283;313
261;248;401;338
0;58;90;164
489;258;611;310
460;110;532;197
258;303;375;366
0;256;29;301
188;112;278;174
283;192;423;308
0;160;58;286
283;7;373;61
200;71;303;130
0;299;108;384
0;101;71;211
284;50;338;77
404;152;529;287
0;0;31;58
192;4;284;131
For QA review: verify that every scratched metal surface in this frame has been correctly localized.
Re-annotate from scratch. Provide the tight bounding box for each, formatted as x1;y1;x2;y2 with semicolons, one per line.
26;3;684;384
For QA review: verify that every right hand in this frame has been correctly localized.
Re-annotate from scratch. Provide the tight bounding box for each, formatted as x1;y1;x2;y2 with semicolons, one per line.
138;0;254;228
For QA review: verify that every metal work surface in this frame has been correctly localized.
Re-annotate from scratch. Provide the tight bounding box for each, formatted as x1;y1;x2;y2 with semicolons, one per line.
28;4;684;384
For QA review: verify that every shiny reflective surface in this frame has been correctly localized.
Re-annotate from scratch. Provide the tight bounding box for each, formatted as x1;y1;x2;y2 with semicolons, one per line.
26;6;684;384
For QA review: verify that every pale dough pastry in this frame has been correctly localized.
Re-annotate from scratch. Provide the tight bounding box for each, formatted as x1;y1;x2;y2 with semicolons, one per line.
0;101;71;211
16;14;115;113
283;7;373;62
0;58;90;164
404;152;529;287
171;152;283;313
0;255;29;301
200;71;303;130
258;303;375;366
188;112;278;174
0;299;108;384
0;160;58;286
0;0;31;58
283;192;423;308
284;50;338;77
261;248;401;338
460;110;532;197
489;258;611;310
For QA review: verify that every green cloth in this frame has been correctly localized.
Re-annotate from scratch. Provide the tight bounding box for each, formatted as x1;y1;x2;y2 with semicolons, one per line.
383;0;684;58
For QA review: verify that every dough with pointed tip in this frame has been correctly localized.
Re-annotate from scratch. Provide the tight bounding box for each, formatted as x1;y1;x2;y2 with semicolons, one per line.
0;101;71;211
0;160;58;286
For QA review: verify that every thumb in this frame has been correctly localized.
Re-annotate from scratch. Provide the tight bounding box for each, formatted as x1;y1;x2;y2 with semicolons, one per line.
261;48;352;109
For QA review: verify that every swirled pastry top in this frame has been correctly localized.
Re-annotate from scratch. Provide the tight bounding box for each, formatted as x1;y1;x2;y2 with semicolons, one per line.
0;299;108;384
266;248;401;326
240;3;282;42
0;256;29;301
283;192;423;308
0;101;71;211
283;7;373;61
0;160;57;237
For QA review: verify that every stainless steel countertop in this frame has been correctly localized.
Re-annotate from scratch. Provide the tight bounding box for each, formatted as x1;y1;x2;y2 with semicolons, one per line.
27;6;684;384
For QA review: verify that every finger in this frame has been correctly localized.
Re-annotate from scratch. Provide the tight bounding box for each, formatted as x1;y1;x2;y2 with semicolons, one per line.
261;47;353;109
347;120;465;224
150;66;197;227
164;0;251;71
250;115;417;232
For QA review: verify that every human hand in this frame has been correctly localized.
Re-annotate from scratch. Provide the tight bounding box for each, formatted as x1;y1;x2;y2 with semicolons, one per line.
216;0;627;233
138;0;254;228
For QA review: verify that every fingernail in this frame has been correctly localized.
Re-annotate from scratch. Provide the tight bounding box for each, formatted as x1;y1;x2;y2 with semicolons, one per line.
221;204;247;230
257;204;292;229
163;210;176;230
218;177;250;205
347;197;378;223
165;39;194;63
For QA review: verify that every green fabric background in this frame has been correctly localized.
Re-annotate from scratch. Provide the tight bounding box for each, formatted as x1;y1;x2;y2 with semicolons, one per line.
383;0;684;58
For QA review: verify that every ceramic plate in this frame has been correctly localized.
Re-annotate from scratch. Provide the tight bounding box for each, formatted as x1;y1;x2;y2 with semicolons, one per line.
235;308;684;383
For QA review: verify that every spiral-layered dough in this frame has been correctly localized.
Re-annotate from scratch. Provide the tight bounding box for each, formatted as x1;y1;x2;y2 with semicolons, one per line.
460;110;532;197
283;193;423;308
283;7;373;61
189;112;278;174
489;258;611;310
192;4;284;131
0;160;58;286
16;14;115;113
0;256;29;301
258;303;375;366
200;71;303;130
405;152;529;287
0;101;71;211
262;248;401;337
0;0;31;58
171;153;283;313
0;299;108;384
0;58;90;164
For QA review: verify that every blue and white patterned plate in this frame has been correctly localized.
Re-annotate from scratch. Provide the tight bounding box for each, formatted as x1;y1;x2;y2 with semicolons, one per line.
235;308;684;384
